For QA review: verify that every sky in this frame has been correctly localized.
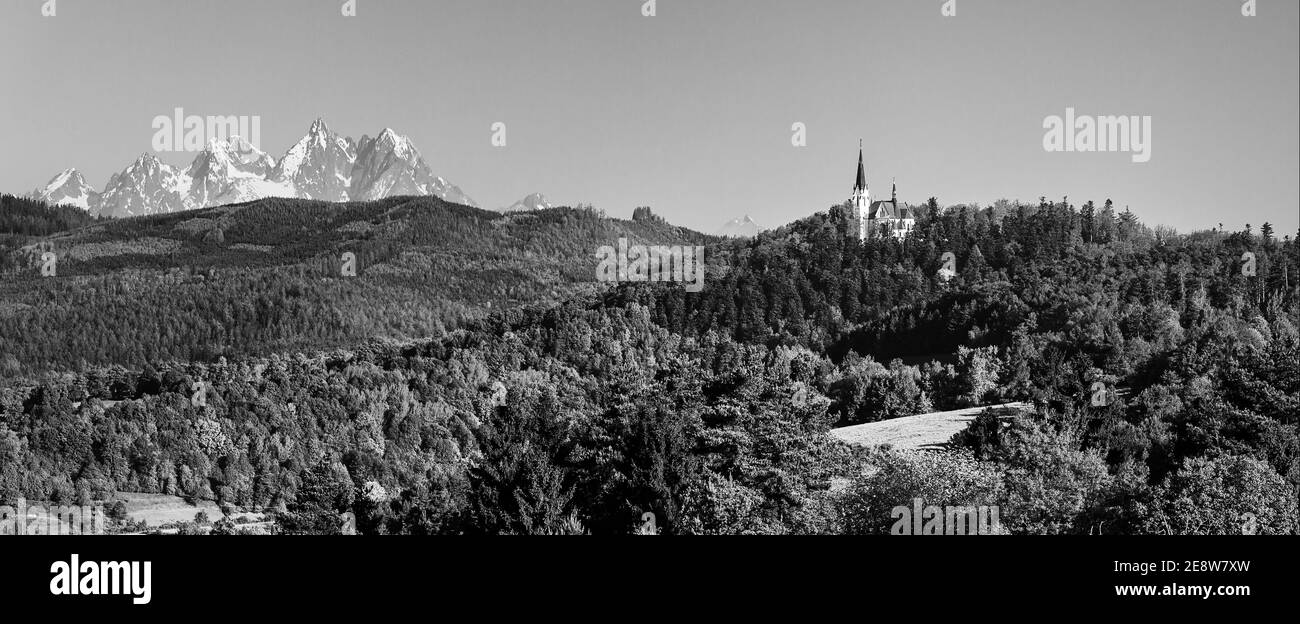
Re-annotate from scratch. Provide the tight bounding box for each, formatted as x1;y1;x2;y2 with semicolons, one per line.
0;0;1296;235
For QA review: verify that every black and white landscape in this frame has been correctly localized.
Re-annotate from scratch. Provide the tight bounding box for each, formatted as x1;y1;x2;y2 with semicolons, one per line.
0;0;1297;544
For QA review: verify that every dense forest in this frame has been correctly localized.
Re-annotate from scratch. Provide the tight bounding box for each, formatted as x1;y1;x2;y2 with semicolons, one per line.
0;195;709;375
0;194;103;239
0;195;1296;534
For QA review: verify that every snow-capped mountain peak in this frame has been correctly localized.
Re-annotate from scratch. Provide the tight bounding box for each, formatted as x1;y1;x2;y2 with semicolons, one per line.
374;128;418;161
127;152;165;175
272;119;355;202
350;128;477;207
29;168;100;211
179;136;285;209
96;153;183;218
193;136;273;175
43;168;82;189
500;193;554;212
716;215;761;238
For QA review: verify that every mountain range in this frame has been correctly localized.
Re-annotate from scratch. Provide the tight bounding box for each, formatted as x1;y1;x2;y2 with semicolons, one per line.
29;119;479;218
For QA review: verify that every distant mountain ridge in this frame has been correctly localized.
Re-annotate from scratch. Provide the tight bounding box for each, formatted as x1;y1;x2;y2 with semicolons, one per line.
500;192;554;212
716;215;761;238
29;119;478;217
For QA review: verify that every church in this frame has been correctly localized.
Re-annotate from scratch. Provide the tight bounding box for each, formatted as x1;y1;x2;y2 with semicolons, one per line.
845;144;915;240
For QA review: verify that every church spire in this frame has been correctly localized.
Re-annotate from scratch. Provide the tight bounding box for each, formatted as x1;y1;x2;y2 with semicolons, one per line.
855;140;867;192
892;177;896;202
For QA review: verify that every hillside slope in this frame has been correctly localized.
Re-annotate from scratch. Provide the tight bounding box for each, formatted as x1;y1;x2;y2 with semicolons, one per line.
0;196;712;375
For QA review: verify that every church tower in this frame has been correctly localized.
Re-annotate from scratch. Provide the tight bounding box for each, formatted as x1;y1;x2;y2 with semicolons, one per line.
849;141;870;240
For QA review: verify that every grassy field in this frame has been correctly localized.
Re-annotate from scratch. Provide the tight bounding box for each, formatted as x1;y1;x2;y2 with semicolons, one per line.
830;403;1030;451
115;492;226;526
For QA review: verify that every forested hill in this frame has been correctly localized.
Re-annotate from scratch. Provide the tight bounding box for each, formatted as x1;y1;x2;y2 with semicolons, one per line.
1;195;1296;535
612;198;1297;362
0;195;712;376
611;196;1297;438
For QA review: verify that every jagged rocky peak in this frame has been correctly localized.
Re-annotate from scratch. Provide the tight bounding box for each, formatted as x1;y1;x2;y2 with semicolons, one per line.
30;168;100;211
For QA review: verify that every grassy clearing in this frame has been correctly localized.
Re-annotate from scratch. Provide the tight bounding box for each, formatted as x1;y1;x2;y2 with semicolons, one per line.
114;492;225;527
830;403;1030;451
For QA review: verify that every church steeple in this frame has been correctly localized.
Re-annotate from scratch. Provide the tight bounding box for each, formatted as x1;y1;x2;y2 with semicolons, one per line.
855;140;867;192
848;141;871;241
891;177;896;202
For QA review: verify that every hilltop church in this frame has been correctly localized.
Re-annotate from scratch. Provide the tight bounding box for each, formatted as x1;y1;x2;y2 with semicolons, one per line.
845;145;915;240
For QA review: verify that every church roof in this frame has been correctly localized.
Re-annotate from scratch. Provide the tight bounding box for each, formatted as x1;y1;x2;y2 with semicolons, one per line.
855;149;867;191
868;200;915;221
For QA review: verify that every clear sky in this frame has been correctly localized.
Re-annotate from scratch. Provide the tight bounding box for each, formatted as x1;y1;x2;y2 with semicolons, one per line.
1;0;1296;234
